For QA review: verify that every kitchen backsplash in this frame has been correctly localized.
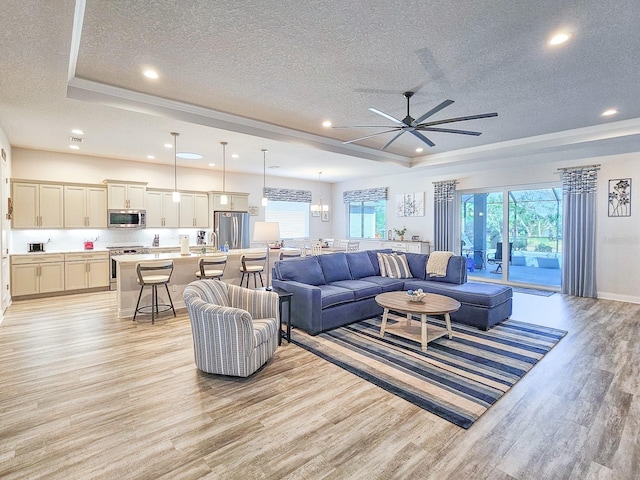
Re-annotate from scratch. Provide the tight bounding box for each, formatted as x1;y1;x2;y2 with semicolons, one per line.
11;228;211;253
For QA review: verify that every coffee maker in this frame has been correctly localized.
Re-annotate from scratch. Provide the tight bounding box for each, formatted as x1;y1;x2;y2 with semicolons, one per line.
196;230;206;245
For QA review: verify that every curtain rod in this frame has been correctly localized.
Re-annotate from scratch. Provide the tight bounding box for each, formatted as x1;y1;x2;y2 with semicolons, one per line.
556;164;601;172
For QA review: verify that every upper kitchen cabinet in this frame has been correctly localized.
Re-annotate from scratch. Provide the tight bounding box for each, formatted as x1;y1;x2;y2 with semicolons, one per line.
11;181;64;229
64;185;107;228
146;190;179;228
105;181;146;209
180;193;209;228
210;191;249;212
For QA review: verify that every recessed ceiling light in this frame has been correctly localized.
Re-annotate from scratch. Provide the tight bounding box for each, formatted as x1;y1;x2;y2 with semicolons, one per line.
146;155;155;159
231;154;239;158
322;120;332;128
69;145;80;150
143;69;159;79
208;163;215;167
601;108;618;117
176;152;203;160
415;147;424;153
549;33;571;46
164;143;172;148
71;129;84;135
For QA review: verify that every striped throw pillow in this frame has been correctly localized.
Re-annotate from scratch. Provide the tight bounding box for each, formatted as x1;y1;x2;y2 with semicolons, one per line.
377;252;412;279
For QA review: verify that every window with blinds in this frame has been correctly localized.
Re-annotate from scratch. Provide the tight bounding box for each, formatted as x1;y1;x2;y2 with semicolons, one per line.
265;200;310;239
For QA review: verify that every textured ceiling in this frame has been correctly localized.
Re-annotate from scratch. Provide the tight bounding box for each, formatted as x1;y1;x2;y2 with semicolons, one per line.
1;0;639;182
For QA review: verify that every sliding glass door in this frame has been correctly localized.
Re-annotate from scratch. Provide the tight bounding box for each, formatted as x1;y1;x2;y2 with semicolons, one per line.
460;186;562;289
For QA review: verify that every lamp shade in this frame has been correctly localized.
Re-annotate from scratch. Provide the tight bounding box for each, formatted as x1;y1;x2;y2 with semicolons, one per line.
253;221;280;242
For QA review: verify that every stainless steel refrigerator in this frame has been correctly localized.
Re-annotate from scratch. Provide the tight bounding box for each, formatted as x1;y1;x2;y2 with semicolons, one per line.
213;211;250;249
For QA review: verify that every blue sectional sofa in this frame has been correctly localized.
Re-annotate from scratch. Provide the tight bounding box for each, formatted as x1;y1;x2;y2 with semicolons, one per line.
272;250;512;335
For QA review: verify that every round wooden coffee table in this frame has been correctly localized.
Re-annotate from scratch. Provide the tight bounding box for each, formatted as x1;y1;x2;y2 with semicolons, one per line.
375;291;461;352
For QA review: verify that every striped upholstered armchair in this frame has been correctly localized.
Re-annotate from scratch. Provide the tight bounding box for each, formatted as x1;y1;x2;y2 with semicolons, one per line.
183;280;279;377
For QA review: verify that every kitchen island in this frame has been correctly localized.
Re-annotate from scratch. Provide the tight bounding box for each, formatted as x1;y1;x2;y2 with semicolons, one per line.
112;248;288;318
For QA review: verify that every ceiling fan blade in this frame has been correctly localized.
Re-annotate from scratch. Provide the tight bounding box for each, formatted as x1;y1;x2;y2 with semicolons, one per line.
412;99;455;125
409;130;436;147
342;128;402;145
332;125;397;129
368;107;405;125
380;131;406;150
418;112;498;128
418;126;482;136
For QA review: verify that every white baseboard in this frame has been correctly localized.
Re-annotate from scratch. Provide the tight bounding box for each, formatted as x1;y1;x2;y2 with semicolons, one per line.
597;291;640;305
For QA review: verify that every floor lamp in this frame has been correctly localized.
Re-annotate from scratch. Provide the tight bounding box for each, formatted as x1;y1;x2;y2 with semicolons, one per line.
253;221;280;290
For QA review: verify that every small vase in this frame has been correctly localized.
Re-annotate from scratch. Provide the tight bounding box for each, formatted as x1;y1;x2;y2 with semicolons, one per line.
400;236;404;241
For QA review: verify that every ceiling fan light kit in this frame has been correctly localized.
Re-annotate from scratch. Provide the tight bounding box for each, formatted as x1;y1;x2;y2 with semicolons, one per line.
335;91;498;150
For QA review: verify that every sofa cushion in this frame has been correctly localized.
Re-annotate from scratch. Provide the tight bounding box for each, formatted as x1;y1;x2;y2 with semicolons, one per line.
317;284;355;308
427;255;467;284
404;253;428;280
377;252;412;278
318;252;352;283
275;257;325;286
329;279;382;300
346;251;376;279
359;276;406;292
404;279;512;308
366;249;393;275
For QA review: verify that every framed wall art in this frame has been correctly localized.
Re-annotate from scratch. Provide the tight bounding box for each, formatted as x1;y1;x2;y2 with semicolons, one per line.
608;178;631;217
396;192;424;217
321;211;330;222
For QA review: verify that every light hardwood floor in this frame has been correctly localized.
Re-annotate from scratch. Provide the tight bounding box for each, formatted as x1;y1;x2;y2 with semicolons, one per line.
0;290;638;479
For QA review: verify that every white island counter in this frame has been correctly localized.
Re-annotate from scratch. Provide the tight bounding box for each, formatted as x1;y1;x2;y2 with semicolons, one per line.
112;248;286;318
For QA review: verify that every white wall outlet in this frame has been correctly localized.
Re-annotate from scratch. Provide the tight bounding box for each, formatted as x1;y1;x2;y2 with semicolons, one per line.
172;284;177;292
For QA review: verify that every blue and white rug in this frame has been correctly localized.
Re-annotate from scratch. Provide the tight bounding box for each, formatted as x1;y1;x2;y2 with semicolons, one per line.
292;315;566;429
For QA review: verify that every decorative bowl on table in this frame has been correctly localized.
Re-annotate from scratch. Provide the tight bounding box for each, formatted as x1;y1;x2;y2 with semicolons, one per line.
407;289;426;302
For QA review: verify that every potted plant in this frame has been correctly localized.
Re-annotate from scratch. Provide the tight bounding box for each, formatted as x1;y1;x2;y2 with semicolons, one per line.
394;226;407;241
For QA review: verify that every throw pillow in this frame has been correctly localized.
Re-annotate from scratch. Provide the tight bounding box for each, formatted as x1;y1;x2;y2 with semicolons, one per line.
377;252;412;279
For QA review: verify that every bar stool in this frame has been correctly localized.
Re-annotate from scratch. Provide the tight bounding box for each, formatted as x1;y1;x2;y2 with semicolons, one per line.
239;253;266;288
195;254;227;280
133;260;176;324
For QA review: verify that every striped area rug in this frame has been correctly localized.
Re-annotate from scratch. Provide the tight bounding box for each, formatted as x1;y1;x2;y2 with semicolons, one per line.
292;315;567;429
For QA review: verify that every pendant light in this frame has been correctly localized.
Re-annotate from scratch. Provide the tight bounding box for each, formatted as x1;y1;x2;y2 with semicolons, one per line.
220;141;228;205
261;149;268;207
171;132;180;203
310;171;329;213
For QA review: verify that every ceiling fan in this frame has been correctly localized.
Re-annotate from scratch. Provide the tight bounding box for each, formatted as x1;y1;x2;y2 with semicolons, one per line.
334;91;498;150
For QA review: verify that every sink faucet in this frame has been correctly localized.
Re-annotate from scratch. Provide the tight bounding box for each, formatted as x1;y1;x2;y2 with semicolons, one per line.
209;232;218;250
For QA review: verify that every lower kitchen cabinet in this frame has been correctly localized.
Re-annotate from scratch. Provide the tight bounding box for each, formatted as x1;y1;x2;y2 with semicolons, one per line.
64;252;110;290
11;252;110;298
11;253;66;297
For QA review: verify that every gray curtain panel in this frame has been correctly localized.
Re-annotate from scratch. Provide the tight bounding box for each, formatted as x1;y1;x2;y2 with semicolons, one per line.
560;166;598;298
433;180;457;252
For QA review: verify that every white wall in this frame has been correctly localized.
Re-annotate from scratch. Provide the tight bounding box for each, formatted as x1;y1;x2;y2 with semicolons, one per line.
333;151;640;303
0;125;11;317
11;148;334;245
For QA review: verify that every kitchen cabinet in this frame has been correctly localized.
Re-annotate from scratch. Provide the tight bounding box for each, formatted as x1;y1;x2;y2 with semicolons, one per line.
210;191;249;212
106;182;146;209
64;185;107;228
11;253;65;297
180;193;209;227
64;252;109;290
146;190;179;228
12;182;64;229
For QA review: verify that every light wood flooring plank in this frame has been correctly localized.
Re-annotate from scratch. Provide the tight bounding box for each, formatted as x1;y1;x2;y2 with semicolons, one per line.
1;290;639;479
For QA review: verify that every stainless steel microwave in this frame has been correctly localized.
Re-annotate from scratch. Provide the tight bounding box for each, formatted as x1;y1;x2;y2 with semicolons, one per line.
108;209;146;229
